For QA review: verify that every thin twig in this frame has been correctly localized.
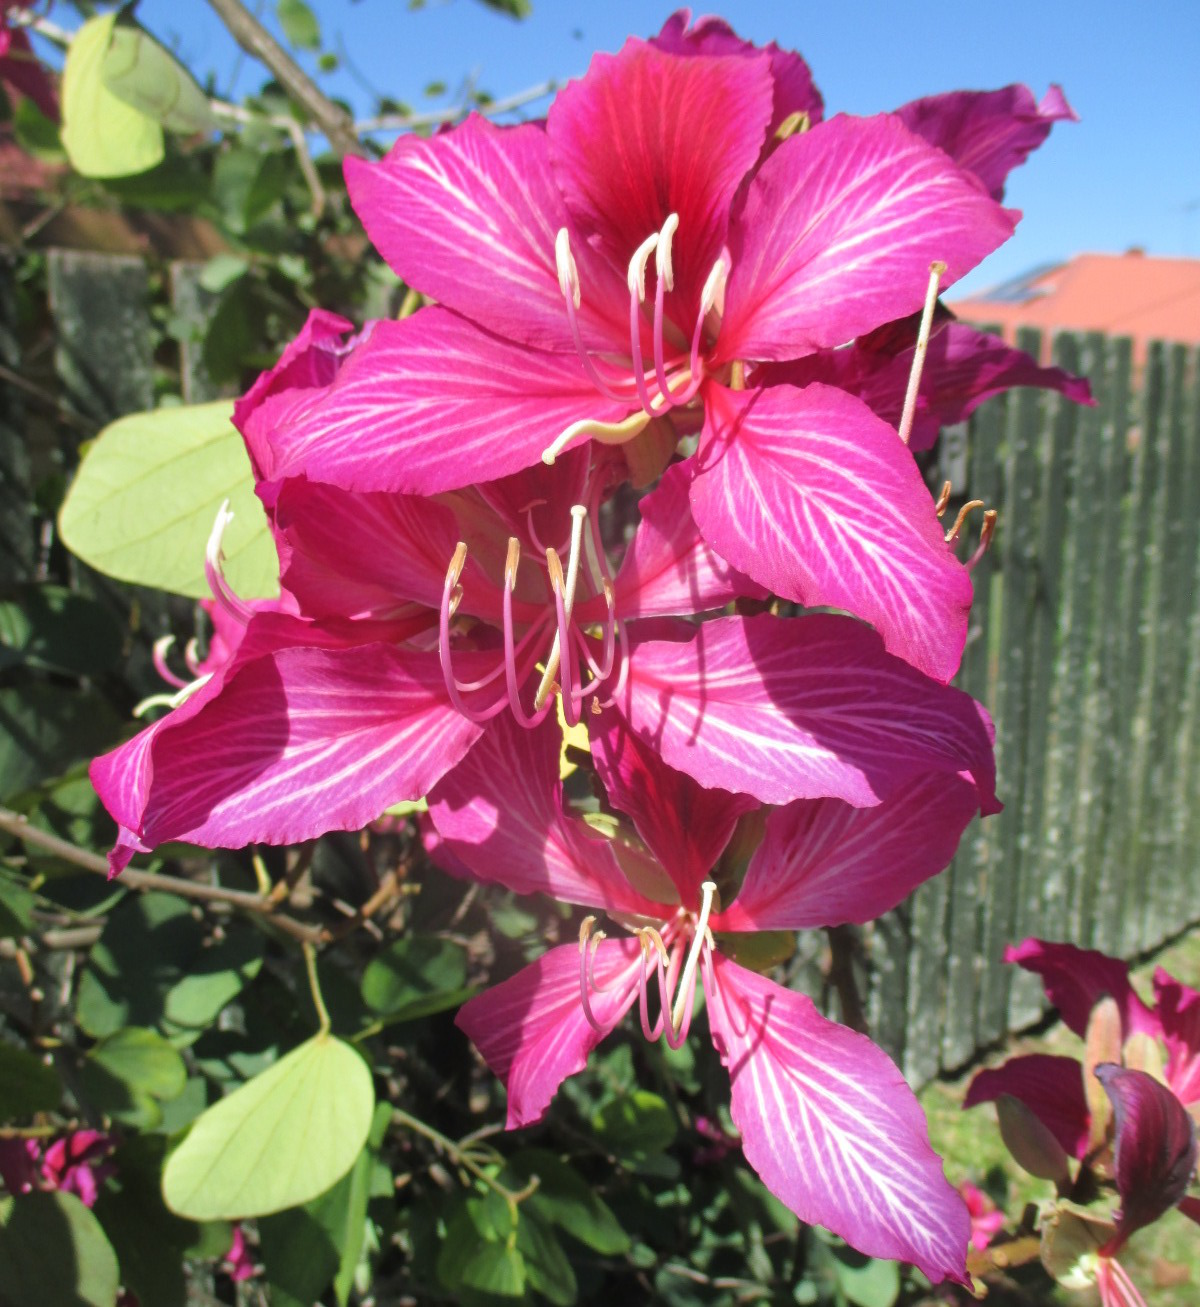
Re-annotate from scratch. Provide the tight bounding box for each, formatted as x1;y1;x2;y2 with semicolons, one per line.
205;0;366;159
354;79;558;134
0;364;95;434
0;807;325;944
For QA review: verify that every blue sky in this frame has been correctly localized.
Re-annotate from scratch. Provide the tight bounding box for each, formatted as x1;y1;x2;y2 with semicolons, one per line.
118;2;1200;295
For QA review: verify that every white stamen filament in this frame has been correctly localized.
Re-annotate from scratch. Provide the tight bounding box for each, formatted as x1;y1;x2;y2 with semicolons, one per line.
554;227;580;309
542;410;652;466
534;506;588;710
654;213;679;292
897;260;947;446
152;635;188;690
671;881;718;1035
205;499;257;625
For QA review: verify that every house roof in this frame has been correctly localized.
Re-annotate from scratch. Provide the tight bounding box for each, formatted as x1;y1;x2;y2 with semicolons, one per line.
949;251;1200;357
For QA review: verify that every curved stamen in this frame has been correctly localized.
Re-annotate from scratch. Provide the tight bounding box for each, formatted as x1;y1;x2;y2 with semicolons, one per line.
555;227;639;402
439;542;508;724
578;916;608;1034
587;929;614;994
502;538;554;729
183;638;204;678
546;550;580;726
533;507;587;713
628;232;661;416
671;881;718;1037
636;933;666;1042
205;500;257;625
652;213;680;402
152;635;189;690
541;409;652;467
897;259;947;446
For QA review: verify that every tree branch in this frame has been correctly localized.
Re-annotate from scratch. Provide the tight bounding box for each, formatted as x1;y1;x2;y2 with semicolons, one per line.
205;0;366;159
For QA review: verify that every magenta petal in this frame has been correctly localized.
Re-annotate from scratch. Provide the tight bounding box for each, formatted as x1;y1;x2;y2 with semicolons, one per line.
1005;939;1158;1041
650;12;824;138
707;953;970;1284
272;478;495;622
692;382;972;680
428;712;661;917
895;84;1077;202
1153;970;1200;1107
92;641;483;858
456;938;642;1128
621;613;997;810
232;309;357;492
0;28;58;121
257;308;632;495
964;1053;1092;1160
589;706;755;906
613;459;766;619
345;117;611;352
1096;1065;1198;1238
547;38;773;315
713;773;977;932
720;114;1015;362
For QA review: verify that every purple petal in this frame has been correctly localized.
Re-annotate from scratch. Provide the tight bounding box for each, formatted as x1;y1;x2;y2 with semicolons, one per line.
691;382;973;681
253;308;632;495
91;637;483;863
707;952;970;1284
1154;970;1200;1107
894;84;1077;202
1096;1064;1198;1238
427;712;662;917
964;1053;1092;1160
613;459;766;619
589;706;756;907
620;613;998;811
456;938;642;1128
712;773;977;932
719;114;1015;362
1005;939;1158;1041
345;117;617;352
547;38;773;318
650;12;824;138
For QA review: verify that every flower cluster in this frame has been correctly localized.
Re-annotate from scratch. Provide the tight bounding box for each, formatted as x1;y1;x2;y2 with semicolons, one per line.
90;11;1088;1284
966;940;1200;1304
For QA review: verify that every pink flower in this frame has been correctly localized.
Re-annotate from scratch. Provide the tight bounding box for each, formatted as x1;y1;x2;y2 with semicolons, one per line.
237;16;1071;681
223;1224;257;1283
92;313;997;875
0;4;58;122
958;1180;1004;1251
0;1130;115;1207
434;709;988;1284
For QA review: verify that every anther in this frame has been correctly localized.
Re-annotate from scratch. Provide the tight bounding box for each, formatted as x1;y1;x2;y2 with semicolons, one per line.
774;110;810;141
627;232;660;302
152;635;188;690
205;499;257;625
579;915;596;951
945;498;985;547
699;254;730;320
967;509;998;571
897;259;947;447
555;228;581;310
504;537;521;590
655;213;680;292
934;480;953;517
671;881;718;1036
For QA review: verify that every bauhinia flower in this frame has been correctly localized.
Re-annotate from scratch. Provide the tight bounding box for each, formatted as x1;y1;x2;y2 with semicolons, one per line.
965;940;1200;1306
232;15;1082;680
92;310;997;874
432;708;996;1283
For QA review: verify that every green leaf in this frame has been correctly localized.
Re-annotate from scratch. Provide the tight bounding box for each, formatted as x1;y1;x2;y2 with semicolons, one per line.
832;1247;901;1307
508;1150;629;1255
0;585;122;677
0;684;123;803
61;13;164;178
12;98;65;162
162;1032;375;1219
259;1207;340;1307
517;1213;577;1306
471;0;533;16
58;400;279;600
163;921;264;1029
277;0;322;49
461;1240;526;1297
0;1042;60;1121
197;253;249;294
360;935;469;1019
0;1190;120;1307
592;1089;677;1158
81;1026;188;1128
102;22;215;134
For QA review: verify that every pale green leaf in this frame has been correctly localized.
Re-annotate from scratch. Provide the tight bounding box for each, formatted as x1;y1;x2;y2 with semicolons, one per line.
0;1190;120;1307
102;23;215;134
61;13;164;179
277;0;322;49
162;1033;374;1219
58;401;279;600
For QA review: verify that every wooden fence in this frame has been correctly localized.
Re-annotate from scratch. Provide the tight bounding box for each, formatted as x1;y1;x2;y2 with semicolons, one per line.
5;251;1200;1082
871;329;1200;1082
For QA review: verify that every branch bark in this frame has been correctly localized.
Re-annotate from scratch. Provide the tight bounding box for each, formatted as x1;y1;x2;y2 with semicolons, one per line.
205;0;366;159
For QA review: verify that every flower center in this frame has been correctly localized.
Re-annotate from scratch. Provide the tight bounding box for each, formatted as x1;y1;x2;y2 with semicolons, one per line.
578;881;718;1048
437;502;620;730
542;218;729;466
